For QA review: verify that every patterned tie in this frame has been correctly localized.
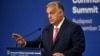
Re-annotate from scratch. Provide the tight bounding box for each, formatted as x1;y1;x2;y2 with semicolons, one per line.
53;28;59;45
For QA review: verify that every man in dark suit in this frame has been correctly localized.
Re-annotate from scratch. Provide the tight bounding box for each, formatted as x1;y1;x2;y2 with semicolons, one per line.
12;1;85;56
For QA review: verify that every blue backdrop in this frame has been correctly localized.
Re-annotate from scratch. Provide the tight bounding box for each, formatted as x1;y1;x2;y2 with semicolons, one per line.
0;0;100;56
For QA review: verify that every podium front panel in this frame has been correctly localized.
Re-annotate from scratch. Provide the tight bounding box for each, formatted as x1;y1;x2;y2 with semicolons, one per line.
7;48;41;56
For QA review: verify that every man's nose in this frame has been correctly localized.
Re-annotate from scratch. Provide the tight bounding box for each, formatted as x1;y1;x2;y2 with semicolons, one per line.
48;14;51;19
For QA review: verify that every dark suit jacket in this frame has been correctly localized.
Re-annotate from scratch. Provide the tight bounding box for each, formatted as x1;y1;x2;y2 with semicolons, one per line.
26;18;85;56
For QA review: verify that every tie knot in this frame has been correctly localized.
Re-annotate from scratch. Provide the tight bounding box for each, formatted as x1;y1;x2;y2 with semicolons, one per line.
55;28;58;31
54;28;59;32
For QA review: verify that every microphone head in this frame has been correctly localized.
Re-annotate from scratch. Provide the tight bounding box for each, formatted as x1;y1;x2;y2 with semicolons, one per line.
38;28;42;31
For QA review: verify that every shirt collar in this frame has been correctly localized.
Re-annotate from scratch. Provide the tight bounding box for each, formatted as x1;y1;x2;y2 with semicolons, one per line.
54;17;65;29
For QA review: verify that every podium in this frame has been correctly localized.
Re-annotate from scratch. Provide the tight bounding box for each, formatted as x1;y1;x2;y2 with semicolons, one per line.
7;47;41;56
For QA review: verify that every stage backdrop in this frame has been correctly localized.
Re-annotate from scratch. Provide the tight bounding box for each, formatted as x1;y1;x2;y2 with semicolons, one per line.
0;0;100;56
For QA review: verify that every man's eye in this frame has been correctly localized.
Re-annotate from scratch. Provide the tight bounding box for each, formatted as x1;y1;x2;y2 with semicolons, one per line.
51;12;55;14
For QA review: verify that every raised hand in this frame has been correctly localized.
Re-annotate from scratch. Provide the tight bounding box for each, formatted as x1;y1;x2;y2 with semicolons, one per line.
12;33;26;46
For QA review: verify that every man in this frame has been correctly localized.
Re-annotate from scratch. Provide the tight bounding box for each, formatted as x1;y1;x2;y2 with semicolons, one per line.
12;1;85;56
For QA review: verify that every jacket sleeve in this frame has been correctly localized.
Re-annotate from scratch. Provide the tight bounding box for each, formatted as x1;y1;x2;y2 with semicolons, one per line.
25;36;42;48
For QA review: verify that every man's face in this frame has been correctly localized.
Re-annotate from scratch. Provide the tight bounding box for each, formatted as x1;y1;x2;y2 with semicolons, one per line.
46;5;62;26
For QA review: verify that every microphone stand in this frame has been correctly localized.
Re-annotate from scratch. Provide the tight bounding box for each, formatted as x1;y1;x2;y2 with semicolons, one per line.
39;31;42;56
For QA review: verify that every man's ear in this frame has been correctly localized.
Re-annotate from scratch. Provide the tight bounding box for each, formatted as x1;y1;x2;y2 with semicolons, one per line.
59;10;64;16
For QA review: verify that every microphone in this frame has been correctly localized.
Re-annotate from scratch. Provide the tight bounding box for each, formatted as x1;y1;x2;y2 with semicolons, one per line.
23;28;41;38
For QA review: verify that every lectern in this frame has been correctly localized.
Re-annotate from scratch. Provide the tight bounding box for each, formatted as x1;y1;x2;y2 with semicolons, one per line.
7;47;41;56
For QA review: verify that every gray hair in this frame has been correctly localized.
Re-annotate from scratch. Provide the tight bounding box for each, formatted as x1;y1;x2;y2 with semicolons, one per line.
46;1;64;11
